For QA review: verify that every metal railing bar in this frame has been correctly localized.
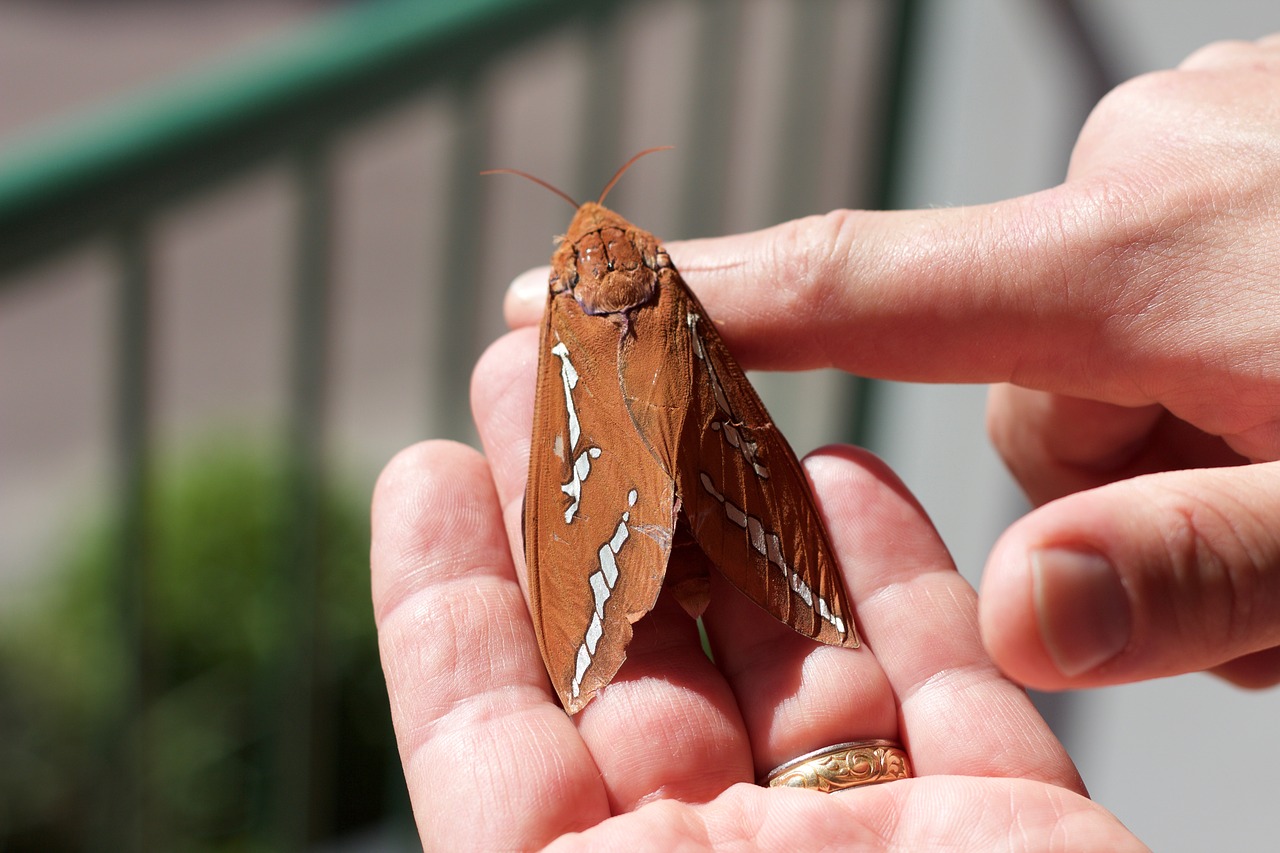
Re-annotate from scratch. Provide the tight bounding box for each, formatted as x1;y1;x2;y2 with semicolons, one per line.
575;4;625;201
771;0;842;224
271;142;335;848
676;0;743;240
1039;0;1123;181
1041;0;1124;115
859;0;921;215
0;0;635;279
99;218;154;852
434;75;492;443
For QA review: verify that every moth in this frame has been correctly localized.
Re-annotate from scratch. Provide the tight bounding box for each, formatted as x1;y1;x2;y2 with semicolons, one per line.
487;149;860;714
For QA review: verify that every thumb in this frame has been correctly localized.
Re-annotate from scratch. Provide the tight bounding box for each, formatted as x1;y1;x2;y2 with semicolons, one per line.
980;461;1280;689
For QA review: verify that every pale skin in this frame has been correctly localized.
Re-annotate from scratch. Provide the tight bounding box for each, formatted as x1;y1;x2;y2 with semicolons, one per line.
372;37;1280;849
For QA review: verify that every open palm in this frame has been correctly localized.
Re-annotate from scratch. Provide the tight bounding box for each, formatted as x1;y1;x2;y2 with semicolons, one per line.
371;329;1137;850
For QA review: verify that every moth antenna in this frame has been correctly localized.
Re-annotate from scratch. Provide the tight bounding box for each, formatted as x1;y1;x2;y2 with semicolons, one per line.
479;168;580;210
597;146;675;205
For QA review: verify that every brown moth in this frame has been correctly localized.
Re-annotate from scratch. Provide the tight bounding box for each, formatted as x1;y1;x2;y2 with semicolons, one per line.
488;149;860;714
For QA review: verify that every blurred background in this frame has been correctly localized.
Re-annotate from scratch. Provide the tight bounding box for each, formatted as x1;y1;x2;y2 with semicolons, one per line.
2;0;1278;849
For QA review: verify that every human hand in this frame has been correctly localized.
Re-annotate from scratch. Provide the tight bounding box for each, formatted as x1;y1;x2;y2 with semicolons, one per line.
500;38;1280;694
371;333;1137;849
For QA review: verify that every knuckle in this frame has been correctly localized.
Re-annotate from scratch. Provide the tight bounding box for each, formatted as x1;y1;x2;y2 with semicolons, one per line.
1082;68;1175;130
374;440;446;508
1059;175;1196;343
1145;480;1274;650
766;209;859;318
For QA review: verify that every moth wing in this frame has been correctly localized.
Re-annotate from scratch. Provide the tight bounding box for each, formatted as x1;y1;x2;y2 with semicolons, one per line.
524;289;678;714
668;270;860;648
612;270;708;616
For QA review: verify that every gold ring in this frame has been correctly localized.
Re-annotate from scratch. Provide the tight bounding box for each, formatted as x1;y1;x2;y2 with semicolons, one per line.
762;739;912;792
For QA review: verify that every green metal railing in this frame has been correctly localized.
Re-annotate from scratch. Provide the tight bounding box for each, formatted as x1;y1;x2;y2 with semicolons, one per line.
1;0;616;272
0;0;927;848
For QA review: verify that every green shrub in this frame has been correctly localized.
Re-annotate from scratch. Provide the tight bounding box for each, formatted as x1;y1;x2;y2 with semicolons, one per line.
0;440;402;851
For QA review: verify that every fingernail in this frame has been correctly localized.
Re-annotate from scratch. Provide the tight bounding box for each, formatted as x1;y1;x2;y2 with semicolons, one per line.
1031;547;1131;677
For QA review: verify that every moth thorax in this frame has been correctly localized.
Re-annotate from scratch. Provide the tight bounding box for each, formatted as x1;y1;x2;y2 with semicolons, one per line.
573;265;659;315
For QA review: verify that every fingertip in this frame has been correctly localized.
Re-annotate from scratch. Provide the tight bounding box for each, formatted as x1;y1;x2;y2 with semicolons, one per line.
802;445;931;538
979;525;1069;690
371;439;484;545
372;439;477;509
470;329;539;503
504;266;550;328
981;503;1137;691
471;327;539;425
370;439;496;617
369;440;608;846
983;465;1280;690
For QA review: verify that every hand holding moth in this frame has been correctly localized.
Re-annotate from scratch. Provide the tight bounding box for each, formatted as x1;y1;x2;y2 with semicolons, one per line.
369;357;1137;849
506;36;1280;695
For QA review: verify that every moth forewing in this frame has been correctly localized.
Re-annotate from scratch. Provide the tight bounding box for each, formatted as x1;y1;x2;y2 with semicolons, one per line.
524;281;677;713
675;282;860;649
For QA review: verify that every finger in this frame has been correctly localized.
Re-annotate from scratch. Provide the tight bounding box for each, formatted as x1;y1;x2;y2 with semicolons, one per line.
505;265;550;328
472;330;753;810
700;454;898;780
702;563;897;782
370;441;603;848
803;448;1083;791
980;462;1280;689
986;384;1246;505
507;203;1066;380
503;188;1175;402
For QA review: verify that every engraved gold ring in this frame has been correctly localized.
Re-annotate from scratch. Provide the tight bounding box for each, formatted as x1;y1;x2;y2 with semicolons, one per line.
762;739;912;792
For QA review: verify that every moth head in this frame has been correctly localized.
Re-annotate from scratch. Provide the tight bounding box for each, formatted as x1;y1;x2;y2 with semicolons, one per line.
565;205;659;316
482;147;675;311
